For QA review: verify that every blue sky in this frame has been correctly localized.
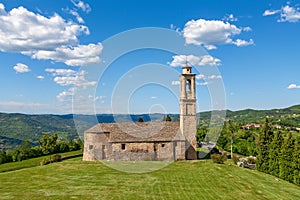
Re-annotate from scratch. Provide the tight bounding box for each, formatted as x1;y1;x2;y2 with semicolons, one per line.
0;0;299;114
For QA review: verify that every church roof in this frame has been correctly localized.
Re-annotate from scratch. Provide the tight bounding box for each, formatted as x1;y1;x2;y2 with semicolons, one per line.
85;121;185;143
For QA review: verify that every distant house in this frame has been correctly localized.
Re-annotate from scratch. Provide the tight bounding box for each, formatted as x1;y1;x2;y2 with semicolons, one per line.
242;123;261;129
273;124;282;129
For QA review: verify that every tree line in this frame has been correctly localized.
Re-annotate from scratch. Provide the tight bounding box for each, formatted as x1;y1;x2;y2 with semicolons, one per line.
197;121;258;157
256;118;300;185
0;133;82;164
197;118;299;186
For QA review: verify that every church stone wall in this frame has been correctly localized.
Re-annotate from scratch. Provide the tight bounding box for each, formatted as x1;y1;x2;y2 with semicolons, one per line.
83;132;109;161
111;142;156;161
84;138;186;161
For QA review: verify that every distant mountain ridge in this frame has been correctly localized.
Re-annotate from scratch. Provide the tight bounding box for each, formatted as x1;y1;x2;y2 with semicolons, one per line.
1;105;300;150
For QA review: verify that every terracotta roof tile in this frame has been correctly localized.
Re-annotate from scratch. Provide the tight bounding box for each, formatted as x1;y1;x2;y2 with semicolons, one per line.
85;121;185;142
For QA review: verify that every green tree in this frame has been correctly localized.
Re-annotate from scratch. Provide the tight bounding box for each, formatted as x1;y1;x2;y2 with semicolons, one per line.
196;127;207;142
225;120;239;158
137;117;143;122
268;131;284;177
58;141;70;152
39;133;58;155
256;118;274;173
0;151;9;164
279;132;295;182
164;115;172;121
293;135;300;185
11;140;32;161
68;139;81;151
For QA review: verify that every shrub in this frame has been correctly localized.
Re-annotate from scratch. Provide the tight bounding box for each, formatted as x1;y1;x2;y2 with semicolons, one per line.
51;154;62;162
40;159;50;166
40;154;62;166
211;152;227;164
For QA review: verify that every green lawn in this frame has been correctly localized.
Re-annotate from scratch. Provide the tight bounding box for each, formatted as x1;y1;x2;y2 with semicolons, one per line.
0;158;299;199
0;150;82;173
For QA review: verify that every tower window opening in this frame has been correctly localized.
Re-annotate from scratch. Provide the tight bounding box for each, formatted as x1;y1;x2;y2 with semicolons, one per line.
186;79;191;92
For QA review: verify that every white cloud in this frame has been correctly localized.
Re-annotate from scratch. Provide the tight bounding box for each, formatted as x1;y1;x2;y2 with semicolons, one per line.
13;63;30;73
71;0;91;13
197;82;208;86
233;39;254;47
243;27;252;32
0;4;102;66
151;96;157;99
183;19;253;49
279;5;300;22
0;3;4;12
46;68;96;87
263;9;280;16
27;43;102;67
53;71;96;87
223;14;237;22
70;10;84;23
196;74;222;80
0;5;88;52
172;74;221;87
45;68;78;76
169;54;221;67
196;74;205;80
94;96;106;101
57;87;77;102
207;75;222;79
288;83;300;89
37;75;44;79
171;81;180;85
170;24;181;33
0;101;59;114
263;4;300;23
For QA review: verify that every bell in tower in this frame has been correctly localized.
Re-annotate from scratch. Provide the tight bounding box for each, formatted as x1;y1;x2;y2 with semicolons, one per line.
179;64;197;160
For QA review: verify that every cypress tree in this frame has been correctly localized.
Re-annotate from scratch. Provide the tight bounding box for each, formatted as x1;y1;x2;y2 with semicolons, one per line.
137;117;143;122
165;115;172;121
293;135;300;185
268;131;284;177
279;132;295;183
256;118;274;173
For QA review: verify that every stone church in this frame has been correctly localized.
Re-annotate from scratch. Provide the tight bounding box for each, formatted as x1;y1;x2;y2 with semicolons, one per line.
83;65;197;161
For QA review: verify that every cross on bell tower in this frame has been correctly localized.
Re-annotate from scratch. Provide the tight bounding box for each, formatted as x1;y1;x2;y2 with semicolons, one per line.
180;64;197;160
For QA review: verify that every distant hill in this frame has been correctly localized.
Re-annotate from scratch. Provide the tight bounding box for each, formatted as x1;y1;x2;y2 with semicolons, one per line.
0;105;300;150
198;104;300;127
0;113;176;150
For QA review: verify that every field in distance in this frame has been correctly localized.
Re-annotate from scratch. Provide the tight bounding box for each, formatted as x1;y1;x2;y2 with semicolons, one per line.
0;158;299;199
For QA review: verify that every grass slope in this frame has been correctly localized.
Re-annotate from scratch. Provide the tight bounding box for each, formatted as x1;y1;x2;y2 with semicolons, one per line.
0;150;82;173
0;158;299;199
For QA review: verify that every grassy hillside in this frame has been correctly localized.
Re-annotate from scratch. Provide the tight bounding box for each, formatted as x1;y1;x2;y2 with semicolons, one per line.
0;113;78;150
198;104;300;127
0;158;299;199
0;150;82;173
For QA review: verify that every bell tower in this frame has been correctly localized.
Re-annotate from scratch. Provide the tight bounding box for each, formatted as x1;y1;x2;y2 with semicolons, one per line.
180;65;197;160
